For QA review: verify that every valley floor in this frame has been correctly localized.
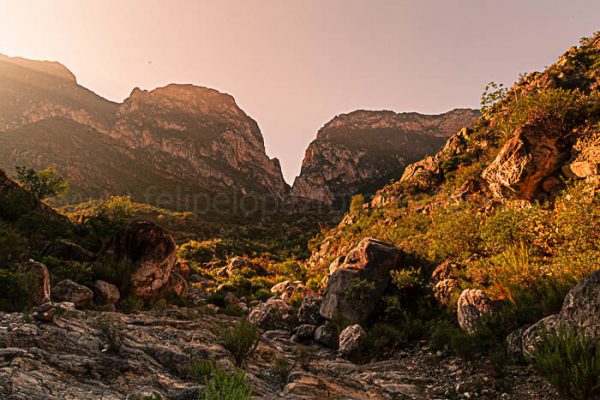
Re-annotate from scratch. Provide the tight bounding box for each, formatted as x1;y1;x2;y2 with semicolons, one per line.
0;306;557;400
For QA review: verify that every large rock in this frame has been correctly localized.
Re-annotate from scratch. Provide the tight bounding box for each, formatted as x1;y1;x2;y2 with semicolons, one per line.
337;324;366;360
482;123;573;200
42;240;95;262
93;280;120;305
314;324;339;349
100;220;177;299
457;289;498;334
558;270;600;339
22;261;51;306
52;280;94;308
508;270;600;357
320;238;401;324
248;298;298;330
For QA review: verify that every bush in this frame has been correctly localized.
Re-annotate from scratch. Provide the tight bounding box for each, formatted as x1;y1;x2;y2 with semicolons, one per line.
0;227;26;264
200;367;252;400
184;358;215;383
531;329;600;400
218;318;260;368
0;269;39;312
272;356;291;385
43;256;93;286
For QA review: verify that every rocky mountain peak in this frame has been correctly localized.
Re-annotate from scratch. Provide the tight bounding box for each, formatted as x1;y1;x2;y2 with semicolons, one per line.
291;108;479;205
0;53;77;83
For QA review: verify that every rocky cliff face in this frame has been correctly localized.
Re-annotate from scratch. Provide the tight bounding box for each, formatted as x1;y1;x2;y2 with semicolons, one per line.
290;109;479;205
0;55;287;213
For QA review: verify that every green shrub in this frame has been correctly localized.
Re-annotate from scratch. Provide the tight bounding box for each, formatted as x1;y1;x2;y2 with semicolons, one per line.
0;227;26;264
200;367;252;400
184;358;215;384
0;269;38;312
43;256;93;286
178;239;226;264
218;318;260;368
272;356;291;384
531;329;600;400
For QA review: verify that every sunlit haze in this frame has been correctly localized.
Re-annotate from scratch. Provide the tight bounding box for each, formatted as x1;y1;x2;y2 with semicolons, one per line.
1;0;598;183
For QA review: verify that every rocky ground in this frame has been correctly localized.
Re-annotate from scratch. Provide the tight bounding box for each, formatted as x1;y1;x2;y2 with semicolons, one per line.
0;304;557;400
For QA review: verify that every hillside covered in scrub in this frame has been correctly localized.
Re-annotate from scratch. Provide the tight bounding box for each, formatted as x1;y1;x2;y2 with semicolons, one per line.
0;32;598;400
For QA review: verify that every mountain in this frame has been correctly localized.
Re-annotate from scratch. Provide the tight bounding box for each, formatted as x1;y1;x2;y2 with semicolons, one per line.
0;54;287;214
290;109;479;205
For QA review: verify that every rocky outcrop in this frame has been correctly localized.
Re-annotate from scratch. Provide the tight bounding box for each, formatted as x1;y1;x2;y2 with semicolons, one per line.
291;109;479;204
320;238;401;324
51;280;94;308
457;289;498;334
100;221;177;299
0;55;288;212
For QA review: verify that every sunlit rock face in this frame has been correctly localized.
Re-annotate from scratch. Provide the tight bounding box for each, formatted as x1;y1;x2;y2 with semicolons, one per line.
290;109;479;205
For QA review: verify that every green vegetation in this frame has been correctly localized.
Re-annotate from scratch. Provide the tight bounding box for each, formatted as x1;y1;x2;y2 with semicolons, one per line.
531;329;600;400
15;166;68;200
0;268;39;311
218;317;260;368
200;367;252;400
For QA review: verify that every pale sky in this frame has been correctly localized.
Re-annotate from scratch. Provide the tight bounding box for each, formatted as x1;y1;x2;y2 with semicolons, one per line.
0;1;598;183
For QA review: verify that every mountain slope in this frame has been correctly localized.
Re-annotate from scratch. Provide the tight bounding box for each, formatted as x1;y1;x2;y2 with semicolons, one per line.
290;109;479;204
308;33;599;288
0;55;287;213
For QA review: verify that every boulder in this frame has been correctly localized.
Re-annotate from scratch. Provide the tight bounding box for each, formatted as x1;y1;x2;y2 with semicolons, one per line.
298;295;324;325
22;261;51;306
508;315;561;358
42;239;95;262
482;123;572;201
226;257;267;276
320;238;401;324
292;324;317;343
93;280;120;305
457;289;497;334
100;221;177;299
52;280;94;308
558;270;600;339
314;324;338;349
248;298;298;330
338;324;366;359
507;270;600;357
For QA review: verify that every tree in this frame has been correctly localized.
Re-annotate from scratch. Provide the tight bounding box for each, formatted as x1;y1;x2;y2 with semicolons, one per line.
15;166;68;200
480;82;508;113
